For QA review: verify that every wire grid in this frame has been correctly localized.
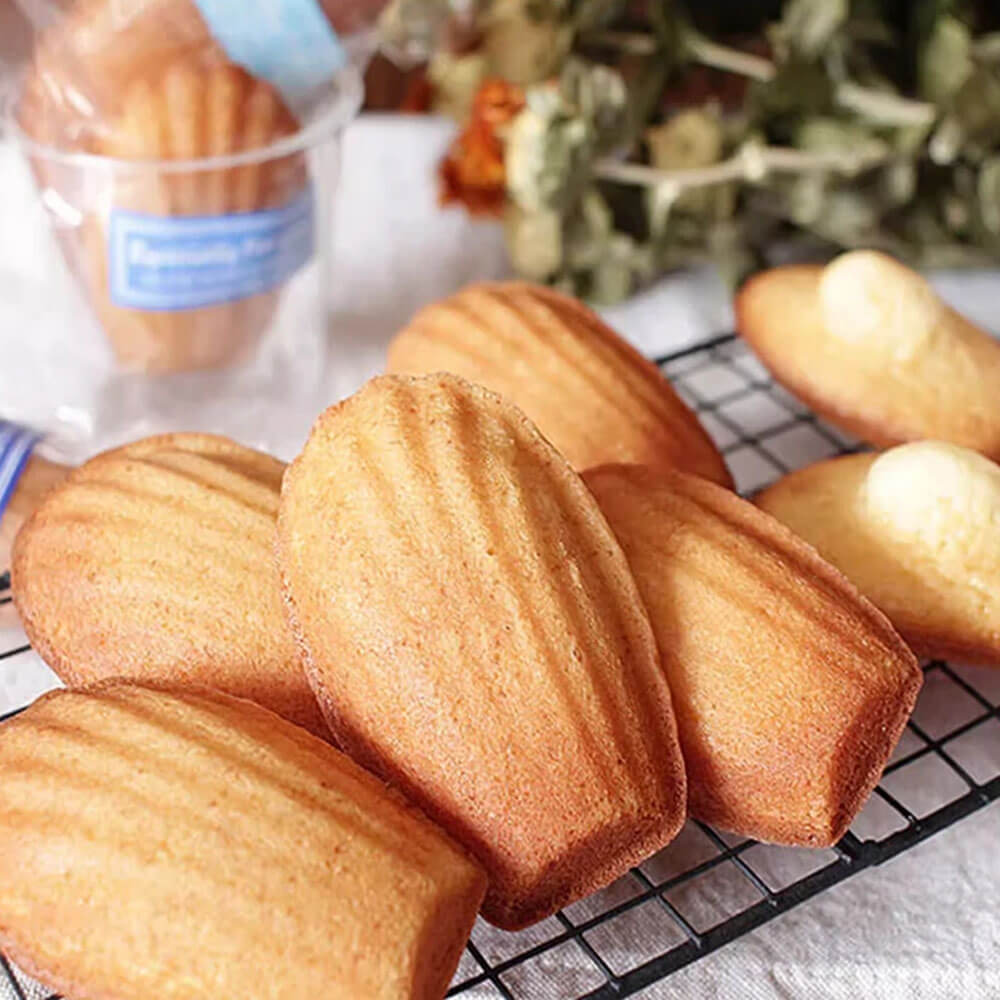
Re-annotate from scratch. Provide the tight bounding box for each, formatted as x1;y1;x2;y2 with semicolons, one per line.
1;333;999;1000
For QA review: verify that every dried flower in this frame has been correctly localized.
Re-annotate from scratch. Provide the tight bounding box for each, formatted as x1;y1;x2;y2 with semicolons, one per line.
388;0;1000;300
504;203;563;277
505;85;591;213
429;51;490;119
439;78;525;215
482;0;571;86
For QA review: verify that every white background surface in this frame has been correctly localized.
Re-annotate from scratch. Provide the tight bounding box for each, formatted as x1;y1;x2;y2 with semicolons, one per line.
0;114;998;998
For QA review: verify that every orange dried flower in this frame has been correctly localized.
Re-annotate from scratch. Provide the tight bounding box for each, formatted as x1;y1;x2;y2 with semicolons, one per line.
439;78;525;216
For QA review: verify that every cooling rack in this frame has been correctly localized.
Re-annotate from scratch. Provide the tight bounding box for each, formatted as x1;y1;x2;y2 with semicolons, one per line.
1;333;999;1000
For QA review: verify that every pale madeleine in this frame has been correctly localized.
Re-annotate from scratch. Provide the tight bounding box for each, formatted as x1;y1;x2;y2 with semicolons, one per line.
757;441;1000;666
736;250;1000;456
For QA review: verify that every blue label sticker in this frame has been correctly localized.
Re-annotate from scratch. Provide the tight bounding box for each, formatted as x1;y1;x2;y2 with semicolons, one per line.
0;421;41;522
193;0;347;104
108;188;315;311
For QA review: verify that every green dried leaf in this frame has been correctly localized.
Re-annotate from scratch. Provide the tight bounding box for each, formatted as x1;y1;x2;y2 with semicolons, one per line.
749;60;835;124
484;0;573;85
560;59;628;151
706;220;761;289
646;108;724;170
564;188;614;269
504;205;564;278
588;254;636;303
978;157;1000;235
880;161;918;206
930;65;1000;163
784;173;830;226
919;14;973;102
793;117;888;160
797;187;883;245
505;86;593;212
769;0;848;62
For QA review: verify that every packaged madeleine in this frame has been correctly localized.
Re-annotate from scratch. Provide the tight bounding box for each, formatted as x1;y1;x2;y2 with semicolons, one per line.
2;0;384;455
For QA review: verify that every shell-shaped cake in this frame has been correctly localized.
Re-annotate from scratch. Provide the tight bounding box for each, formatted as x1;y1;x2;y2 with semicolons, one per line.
100;60;305;210
387;282;732;487
22;0;379;142
736;250;1000;457
24;59;308;374
584;463;922;846
90;61;307;373
12;433;326;736
278;373;688;928
757;441;1000;667
0;683;486;1000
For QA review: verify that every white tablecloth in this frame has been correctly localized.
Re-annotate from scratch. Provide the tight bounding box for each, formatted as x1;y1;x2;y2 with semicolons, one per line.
0;114;998;998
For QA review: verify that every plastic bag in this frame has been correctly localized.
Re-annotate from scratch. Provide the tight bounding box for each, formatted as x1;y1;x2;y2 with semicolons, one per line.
16;0;389;149
0;0;382;456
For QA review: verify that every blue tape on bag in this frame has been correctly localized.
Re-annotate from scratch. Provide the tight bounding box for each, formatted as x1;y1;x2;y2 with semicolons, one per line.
108;187;315;311
193;0;347;104
0;421;41;522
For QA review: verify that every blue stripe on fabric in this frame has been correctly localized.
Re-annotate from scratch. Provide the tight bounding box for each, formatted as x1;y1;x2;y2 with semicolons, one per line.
193;0;347;104
0;422;41;522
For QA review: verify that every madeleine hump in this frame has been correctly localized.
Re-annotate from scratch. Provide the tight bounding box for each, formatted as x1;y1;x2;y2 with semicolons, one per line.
12;433;327;737
585;463;922;847
387;282;732;487
0;683;486;1000
278;373;688;929
757;441;1000;667
736;250;1000;457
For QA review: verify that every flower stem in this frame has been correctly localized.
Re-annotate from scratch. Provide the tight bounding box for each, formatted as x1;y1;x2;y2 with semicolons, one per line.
680;29;775;81
833;82;936;127
579;29;659;55
594;143;889;191
581;26;936;129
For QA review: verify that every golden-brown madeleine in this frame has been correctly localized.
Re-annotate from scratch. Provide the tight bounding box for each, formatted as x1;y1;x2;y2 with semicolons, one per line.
0;682;486;1000
387;282;732;487
736;250;1000;456
278;373;687;929
584;463;922;847
757;441;1000;667
0;454;70;572
12;433;327;736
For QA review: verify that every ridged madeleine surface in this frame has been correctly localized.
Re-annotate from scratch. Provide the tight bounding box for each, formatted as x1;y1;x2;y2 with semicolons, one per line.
12;433;326;736
278;374;687;929
584;463;921;846
736;251;1000;456
22;58;307;374
89;61;306;373
0;683;486;1000
757;442;1000;666
387;282;731;487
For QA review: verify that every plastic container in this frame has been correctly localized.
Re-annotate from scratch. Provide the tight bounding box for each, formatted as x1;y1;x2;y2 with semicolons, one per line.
0;65;362;461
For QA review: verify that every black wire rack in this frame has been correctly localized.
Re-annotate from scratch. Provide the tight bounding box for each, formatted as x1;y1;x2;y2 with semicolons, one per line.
1;333;999;1000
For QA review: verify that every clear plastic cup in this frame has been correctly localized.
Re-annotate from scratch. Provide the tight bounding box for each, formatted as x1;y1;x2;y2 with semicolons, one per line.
1;66;362;461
